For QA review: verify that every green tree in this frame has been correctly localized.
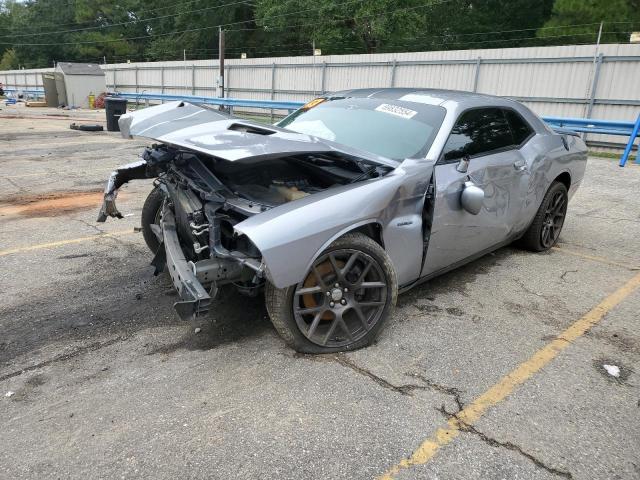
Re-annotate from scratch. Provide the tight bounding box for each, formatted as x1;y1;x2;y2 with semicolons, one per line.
72;0;148;62
145;0;262;61
3;0;78;68
254;0;431;54
538;0;640;44
0;47;17;69
8;0;628;69
253;0;555;54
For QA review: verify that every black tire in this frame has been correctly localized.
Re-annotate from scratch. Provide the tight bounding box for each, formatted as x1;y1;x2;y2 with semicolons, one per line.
69;123;104;132
141;186;165;253
518;181;568;251
265;232;398;354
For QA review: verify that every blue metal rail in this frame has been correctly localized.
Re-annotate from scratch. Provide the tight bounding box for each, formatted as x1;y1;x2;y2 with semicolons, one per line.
4;88;638;165
117;92;304;111
617;114;640;167
3;87;46;98
542;115;640;166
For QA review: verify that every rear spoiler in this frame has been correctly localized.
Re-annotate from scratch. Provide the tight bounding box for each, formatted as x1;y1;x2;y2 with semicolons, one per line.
550;126;581;137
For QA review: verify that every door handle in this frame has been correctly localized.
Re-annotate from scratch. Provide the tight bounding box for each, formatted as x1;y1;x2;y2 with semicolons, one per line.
513;159;527;171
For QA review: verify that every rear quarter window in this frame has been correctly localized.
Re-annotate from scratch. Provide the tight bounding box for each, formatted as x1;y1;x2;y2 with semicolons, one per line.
505;109;534;145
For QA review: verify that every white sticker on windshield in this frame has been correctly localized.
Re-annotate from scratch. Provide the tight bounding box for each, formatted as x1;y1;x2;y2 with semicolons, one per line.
375;103;417;119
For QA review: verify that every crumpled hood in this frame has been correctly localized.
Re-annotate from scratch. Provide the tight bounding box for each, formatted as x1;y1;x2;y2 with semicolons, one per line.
118;101;397;166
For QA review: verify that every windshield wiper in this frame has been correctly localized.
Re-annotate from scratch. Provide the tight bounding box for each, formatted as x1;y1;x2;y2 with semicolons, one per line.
349;165;380;183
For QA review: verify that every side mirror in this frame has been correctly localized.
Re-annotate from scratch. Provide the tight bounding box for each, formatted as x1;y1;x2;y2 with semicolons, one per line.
461;181;484;215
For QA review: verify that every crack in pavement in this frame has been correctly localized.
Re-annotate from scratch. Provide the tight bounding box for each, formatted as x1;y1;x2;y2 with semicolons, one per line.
330;354;414;395
408;372;464;412
71;217;146;252
437;407;572;479
514;278;547;298
560;269;578;281
0;336;127;383
328;355;569;478
322;354;466;407
72;216;107;234
461;423;573;479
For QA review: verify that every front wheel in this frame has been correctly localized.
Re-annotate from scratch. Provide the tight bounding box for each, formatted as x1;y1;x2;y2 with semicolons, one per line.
141;186;166;253
265;233;398;353
518;181;568;251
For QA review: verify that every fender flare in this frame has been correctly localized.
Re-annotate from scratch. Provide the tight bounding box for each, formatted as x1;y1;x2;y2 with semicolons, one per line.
299;218;384;281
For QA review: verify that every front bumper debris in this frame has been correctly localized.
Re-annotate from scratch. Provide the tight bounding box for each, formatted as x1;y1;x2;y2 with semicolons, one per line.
162;208;212;321
97;160;149;222
97;148;174;223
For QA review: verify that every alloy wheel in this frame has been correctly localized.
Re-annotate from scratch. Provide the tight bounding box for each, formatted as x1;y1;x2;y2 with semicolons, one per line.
292;249;388;348
541;190;567;248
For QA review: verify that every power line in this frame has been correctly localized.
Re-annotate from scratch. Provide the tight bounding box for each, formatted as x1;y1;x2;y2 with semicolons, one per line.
106;28;634;63
222;21;630;53
166;22;633;57
0;0;255;33
1;0;256;38
384;30;634;51
0;0;359;45
0;0;454;45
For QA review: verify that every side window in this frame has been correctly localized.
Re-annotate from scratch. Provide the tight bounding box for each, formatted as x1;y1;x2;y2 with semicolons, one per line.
442;108;513;161
505;109;534;146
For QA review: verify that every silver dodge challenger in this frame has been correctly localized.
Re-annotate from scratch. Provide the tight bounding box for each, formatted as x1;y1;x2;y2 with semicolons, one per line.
98;88;587;353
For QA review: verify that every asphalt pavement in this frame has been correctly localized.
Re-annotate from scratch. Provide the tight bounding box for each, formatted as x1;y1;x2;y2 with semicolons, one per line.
1;106;639;479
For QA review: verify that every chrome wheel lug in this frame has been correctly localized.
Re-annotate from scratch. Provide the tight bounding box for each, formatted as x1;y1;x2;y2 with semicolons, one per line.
343;287;348;292
334;283;340;288
326;291;331;297
341;299;347;305
329;301;335;308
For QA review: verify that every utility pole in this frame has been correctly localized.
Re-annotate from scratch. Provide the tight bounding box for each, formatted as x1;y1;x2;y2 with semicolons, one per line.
312;40;316;96
219;27;225;99
583;21;604;122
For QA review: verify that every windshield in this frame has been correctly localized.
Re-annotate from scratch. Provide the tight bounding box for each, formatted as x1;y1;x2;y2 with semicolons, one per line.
278;98;446;160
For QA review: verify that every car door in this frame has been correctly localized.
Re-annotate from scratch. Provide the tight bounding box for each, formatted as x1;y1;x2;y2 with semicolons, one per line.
421;107;529;276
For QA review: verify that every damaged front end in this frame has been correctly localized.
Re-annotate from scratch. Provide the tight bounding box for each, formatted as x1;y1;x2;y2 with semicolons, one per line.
97;101;395;321
98;144;268;320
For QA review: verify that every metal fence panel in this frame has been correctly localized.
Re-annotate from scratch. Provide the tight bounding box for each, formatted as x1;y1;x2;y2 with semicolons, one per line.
2;43;639;146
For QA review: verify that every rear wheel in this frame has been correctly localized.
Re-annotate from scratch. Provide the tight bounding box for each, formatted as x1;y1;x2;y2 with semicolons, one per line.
141;186;165;253
265;233;398;353
518;181;568;251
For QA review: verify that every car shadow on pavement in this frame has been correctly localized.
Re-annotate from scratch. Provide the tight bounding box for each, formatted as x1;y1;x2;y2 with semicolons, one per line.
146;286;271;355
397;246;515;308
0;256;269;366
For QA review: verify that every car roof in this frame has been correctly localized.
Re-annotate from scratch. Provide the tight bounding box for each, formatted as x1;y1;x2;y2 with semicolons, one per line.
325;88;546;132
327;87;517;108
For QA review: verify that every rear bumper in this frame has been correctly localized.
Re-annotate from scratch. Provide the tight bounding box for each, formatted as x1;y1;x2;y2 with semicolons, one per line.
162;208;212;321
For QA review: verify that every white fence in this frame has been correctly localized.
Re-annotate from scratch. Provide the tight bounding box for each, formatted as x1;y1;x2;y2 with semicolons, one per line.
2;43;639;146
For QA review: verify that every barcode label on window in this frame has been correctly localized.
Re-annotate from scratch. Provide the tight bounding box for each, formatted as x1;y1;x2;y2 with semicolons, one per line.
375;103;418;119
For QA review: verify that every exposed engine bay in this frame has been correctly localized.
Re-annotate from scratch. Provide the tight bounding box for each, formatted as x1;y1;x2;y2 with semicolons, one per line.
98;143;391;320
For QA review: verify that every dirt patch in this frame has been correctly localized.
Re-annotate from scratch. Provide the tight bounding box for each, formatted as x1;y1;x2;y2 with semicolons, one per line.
415;303;442;313
0;189;110;218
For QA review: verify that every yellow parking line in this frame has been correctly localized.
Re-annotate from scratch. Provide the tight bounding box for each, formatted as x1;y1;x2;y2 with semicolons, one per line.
0;230;137;257
552;246;638;270
379;271;640;479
